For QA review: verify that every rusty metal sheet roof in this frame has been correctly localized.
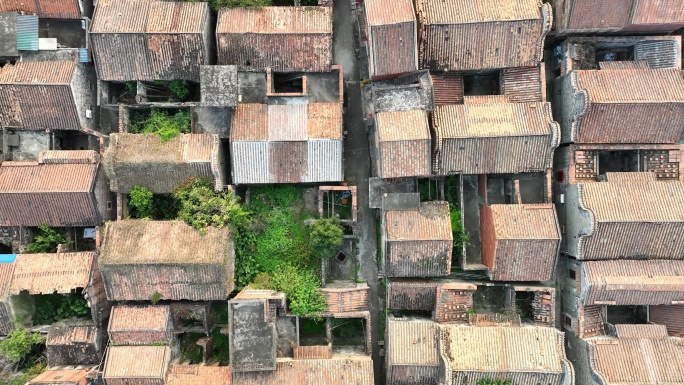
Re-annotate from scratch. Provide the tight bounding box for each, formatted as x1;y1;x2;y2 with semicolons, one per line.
387;317;438;366
490;204;559;239
0;0;81;19
441;325;564;374
232;356;373;385
581;259;684;305
103;345;170;380
581;181;684;223
576;68;684;103
217;6;331;34
167;365;232;385
28;369;88;384
590;333;684;384
366;0;415;25
145;1;207;33
10;252;94;295
385;201;452;241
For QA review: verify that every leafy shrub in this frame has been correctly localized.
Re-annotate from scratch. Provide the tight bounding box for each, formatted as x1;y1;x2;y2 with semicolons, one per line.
269;265;327;318
0;327;44;363
33;294;90;325
169;80;190;101
25;226;69;254
450;207;469;250
477;379;511;385
128;186;154;218
130;110;190;142
309;217;344;259
150;291;161;305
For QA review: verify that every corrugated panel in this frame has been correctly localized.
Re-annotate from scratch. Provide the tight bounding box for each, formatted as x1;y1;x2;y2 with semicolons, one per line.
103;346;169;383
217;32;332;72
369;22;417;77
387;317;438;365
634;40;679;69
591;336;684;384
16;15;38;51
500;66;543;103
231;357;374;385
566;0;632;31
442;326;564;374
576;68;684;103
269;141;307;183
365;0;415;25
385;201;452;241
166;365;232;385
108;305;171;345
11;252;94;295
217;6;332;34
581;260;684;305
268;104;307;141
430;73;464;105
615;324;668;339
387;280;437;311
145;1;207;33
320;285;370;313
387;240;452;277
650;305;684;337
306;140;343;182
231;141;270;184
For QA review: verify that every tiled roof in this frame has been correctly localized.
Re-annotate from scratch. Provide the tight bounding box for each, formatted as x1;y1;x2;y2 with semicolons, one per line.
441;325;564;374
232;356;374;385
500;66;544;103
166;364;232;385
375;109;431;178
387;280;438;311
28;369;88;384
580;260;684;305
99;220;234;301
604;172;657;182
576;68;684;103
103;133;223;193
589;334;684;384
0;161;102;227
417;0;549;71
10;252;94;295
387;317;438;366
103;345;170;380
376;109;430;141
433;102;558;174
146;1;208;33
46;323;97;347
489;204;559;239
0;0;81;19
108;305;171;345
0;263;15;299
565;0;633;31
0;61;75;84
365;0;415;25
385;201;452;241
39;150;99;164
320;284;370;313
232;103;342;141
431;72;464;105
629;0;684;29
216;7;332;72
615;324;669;339
91;0;152;33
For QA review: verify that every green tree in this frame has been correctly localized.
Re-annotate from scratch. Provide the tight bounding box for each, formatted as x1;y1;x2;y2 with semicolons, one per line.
0;327;44;363
129;110;190;142
309;217;344;259
128;186;154;218
25;226;69;253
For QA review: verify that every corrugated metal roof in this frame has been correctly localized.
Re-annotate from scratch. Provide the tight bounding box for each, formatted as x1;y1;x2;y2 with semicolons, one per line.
16;14;38;51
385;201;452;241
232;356;373;385
217;6;332;34
416;0;542;23
10;252;94;295
366;0;415;25
581;181;684;223
590;334;684;384
442;325;564;373
387;317;438;365
108;305;171;345
145;1;207;33
166;365;232;385
490;204;559;239
581;259;684;305
103;345;170;380
576;68;684;103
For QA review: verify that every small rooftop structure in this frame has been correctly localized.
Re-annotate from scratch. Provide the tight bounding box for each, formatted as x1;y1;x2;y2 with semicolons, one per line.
558;68;684;144
373;109;431;178
0;61;96;131
99;220;234;301
231;356;374;385
28;369;89;385
217;6;333;72
564;180;684;260
103;345;171;385
90;0;211;81
383;201;453;277
103;133;225;193
480;204;560;281
46;322;100;366
0;0;83;19
553;0;684;34
200;65;239;107
363;0;418;79
0;150;111;227
230;102;343;184
166;364;232;385
107;305;173;345
432;99;559;175
585;324;684;385
416;0;551;71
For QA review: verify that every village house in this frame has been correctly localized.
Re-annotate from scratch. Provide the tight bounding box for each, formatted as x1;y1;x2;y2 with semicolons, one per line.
102;345;171;385
107;304;174;346
165;364;232;385
551;0;684;34
90;0;212;82
0;150;112;228
360;0;418;80
99;220;235;302
0;61;97;132
217;6;333;73
28;368;91;385
46;321;101;367
103;133;225;194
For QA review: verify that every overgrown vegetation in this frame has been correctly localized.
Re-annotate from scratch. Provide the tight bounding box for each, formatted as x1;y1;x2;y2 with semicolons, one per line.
169;80;191;102
211;327;230;364
309;218;344;259
477;379;512;385
25;226;69;254
418;178;439;201
128;186;179;219
33;294;89;325
0;327;44;364
129;109;190;142
331;318;364;340
207;0;271;10
150;292;162;305
445;176;469;253
124;81;137;95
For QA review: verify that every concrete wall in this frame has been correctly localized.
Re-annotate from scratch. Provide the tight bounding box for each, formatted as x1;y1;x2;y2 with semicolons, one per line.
71;64;98;132
553;74;582;144
559;185;592;258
